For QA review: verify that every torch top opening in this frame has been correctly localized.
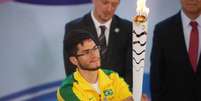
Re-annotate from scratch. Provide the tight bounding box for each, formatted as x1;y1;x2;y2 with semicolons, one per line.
134;15;146;23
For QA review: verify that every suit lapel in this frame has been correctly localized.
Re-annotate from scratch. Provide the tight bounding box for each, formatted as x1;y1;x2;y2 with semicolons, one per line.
108;16;119;52
83;13;99;41
174;12;194;70
197;54;201;73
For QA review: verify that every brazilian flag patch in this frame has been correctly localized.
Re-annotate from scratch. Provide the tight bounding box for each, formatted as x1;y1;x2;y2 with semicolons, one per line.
103;89;113;96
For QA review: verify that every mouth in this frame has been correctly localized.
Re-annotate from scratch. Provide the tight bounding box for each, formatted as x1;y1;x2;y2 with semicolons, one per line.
89;58;100;63
187;3;196;6
186;1;197;5
184;3;198;9
104;12;112;17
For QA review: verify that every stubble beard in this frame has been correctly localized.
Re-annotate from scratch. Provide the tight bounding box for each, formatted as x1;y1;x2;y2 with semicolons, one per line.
78;62;100;71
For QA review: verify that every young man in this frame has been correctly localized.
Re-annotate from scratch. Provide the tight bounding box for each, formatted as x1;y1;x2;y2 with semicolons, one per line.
63;0;133;87
58;30;133;101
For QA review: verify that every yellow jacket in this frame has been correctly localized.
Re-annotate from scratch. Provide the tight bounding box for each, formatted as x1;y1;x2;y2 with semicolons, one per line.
57;69;132;101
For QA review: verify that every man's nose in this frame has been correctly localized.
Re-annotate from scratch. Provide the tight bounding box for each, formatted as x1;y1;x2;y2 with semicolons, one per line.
89;50;99;57
106;4;113;12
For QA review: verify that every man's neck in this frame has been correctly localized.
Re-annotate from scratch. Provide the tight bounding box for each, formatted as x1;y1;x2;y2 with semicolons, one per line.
183;10;201;20
78;69;98;83
91;10;112;24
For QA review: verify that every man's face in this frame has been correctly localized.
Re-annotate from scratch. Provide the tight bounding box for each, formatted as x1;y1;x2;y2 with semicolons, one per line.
181;0;201;16
70;39;101;71
93;0;120;23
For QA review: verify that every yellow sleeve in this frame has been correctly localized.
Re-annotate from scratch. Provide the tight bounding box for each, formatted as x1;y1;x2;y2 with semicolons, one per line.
111;72;132;100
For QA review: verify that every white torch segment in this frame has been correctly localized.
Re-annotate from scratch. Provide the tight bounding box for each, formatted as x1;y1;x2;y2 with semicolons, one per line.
132;20;147;101
133;0;149;100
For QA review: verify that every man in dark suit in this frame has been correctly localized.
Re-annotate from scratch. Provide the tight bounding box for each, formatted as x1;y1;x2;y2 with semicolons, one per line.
63;0;133;87
150;0;201;101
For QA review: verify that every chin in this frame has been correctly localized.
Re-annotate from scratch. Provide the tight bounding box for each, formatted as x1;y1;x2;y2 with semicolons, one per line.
102;16;112;22
91;63;100;68
86;65;100;71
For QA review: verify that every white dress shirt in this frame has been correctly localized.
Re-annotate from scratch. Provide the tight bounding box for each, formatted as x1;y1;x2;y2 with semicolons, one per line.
91;10;112;45
181;10;201;60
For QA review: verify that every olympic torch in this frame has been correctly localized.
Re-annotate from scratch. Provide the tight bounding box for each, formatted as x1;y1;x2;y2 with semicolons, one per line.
132;0;149;101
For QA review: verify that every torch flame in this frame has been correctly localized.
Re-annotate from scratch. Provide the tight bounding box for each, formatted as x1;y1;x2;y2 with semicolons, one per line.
136;0;149;17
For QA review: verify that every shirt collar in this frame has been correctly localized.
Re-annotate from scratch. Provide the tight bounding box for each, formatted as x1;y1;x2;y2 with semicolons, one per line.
181;10;191;28
73;69;112;90
181;10;201;27
196;14;201;28
91;10;112;29
97;69;112;88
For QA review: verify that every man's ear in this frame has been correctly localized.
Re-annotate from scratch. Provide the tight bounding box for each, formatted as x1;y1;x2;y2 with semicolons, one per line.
69;56;78;66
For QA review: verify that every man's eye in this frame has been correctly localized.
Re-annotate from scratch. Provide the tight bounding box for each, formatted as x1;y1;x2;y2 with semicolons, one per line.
112;3;118;7
84;50;90;54
102;0;108;4
92;47;97;50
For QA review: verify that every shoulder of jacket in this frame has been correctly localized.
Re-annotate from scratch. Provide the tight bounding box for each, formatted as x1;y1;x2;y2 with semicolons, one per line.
156;12;180;28
58;74;79;100
113;15;132;25
102;69;115;75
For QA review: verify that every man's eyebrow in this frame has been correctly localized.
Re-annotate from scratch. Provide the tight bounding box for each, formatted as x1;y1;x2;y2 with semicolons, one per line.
81;45;97;52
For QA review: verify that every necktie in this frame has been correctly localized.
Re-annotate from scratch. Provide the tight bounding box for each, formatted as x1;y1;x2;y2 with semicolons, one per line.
99;26;107;59
189;21;199;72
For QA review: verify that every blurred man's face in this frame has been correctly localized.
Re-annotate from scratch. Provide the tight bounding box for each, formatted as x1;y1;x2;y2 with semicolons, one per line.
93;0;120;23
181;0;201;18
70;39;101;71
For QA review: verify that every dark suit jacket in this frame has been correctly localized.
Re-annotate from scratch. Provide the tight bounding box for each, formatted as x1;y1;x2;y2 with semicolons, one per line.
63;13;133;87
150;12;201;101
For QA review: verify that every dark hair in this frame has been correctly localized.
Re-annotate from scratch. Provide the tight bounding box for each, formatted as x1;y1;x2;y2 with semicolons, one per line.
64;30;97;57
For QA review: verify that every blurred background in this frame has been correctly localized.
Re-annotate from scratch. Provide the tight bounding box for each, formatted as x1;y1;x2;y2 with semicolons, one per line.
0;0;180;100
